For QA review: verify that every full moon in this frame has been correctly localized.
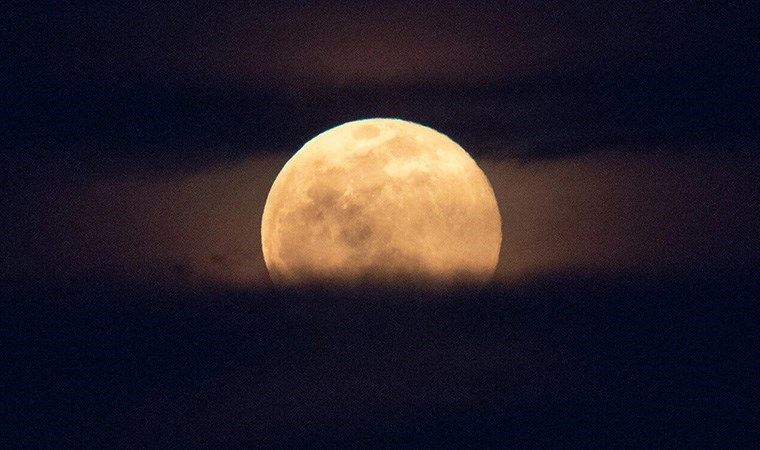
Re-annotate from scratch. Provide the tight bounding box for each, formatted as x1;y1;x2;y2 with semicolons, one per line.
261;118;502;287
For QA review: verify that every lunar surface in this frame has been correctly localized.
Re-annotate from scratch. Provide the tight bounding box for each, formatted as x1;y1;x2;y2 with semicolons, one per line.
261;118;502;286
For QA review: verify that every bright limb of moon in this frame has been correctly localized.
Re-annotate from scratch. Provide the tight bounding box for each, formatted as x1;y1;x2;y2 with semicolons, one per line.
261;118;502;286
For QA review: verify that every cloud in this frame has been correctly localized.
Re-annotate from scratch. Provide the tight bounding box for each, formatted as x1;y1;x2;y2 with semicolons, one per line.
6;1;752;86
3;142;758;289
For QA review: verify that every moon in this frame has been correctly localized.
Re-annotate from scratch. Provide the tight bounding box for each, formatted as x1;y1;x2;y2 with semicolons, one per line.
261;118;502;287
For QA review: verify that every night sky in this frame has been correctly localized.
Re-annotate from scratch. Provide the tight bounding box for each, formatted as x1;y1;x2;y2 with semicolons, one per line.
3;1;760;446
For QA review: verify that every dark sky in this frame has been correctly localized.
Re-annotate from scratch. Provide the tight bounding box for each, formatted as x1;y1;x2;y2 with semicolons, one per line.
3;4;760;446
6;1;756;85
2;0;759;287
4;0;757;159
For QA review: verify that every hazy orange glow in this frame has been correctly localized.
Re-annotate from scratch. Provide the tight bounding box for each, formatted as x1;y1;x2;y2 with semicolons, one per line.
2;143;757;289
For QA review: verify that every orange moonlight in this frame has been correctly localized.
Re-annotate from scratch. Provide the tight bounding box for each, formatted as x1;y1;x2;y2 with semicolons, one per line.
261;118;502;286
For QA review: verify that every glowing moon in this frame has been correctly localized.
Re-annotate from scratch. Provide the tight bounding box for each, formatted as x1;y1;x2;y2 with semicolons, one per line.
261;118;501;286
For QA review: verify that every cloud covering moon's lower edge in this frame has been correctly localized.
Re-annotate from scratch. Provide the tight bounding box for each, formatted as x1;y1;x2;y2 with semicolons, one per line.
2;142;758;289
